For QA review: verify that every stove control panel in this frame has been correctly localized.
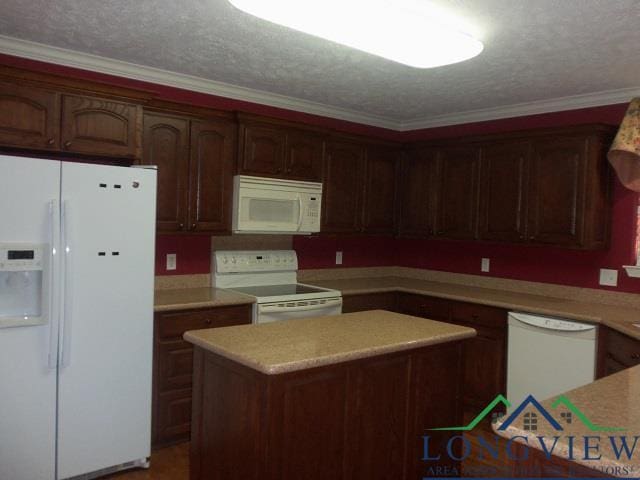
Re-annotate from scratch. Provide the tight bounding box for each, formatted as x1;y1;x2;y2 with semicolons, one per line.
214;250;298;273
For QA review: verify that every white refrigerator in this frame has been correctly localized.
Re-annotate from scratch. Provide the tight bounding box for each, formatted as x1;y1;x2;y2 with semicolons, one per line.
0;154;156;480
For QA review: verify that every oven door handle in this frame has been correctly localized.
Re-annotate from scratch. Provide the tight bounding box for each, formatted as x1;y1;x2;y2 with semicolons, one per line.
259;299;342;314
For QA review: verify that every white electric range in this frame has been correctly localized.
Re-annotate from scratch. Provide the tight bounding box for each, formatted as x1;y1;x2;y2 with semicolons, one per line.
213;250;342;324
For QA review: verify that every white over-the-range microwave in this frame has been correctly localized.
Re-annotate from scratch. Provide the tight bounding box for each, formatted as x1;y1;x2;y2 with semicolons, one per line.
232;175;322;234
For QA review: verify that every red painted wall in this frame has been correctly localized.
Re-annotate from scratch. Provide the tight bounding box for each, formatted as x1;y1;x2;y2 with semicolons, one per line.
3;54;638;292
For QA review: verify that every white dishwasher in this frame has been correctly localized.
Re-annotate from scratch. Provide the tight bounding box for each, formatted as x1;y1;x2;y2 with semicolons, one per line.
507;312;597;410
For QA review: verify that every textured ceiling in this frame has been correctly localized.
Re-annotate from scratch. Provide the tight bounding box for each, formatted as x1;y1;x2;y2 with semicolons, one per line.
1;0;640;124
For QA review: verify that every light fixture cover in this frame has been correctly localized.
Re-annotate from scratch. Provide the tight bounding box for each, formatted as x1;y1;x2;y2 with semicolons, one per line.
228;0;483;68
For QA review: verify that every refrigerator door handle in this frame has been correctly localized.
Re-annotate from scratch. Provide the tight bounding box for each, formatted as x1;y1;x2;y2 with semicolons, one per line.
60;200;73;368
47;200;58;370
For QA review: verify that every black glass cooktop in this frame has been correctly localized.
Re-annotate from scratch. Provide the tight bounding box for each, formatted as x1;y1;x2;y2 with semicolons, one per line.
230;284;327;297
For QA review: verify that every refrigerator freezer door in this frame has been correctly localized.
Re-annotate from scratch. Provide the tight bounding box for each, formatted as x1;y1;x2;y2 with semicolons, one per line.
57;163;156;479
0;155;60;480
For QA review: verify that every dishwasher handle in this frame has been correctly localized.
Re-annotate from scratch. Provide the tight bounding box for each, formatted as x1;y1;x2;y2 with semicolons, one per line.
509;312;595;332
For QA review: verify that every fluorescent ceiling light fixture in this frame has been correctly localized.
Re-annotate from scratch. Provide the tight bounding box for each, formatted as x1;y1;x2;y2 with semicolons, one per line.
228;0;483;68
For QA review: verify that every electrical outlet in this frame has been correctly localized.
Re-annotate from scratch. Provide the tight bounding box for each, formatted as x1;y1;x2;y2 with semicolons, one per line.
481;258;490;273
166;253;177;271
335;251;343;265
599;268;618;287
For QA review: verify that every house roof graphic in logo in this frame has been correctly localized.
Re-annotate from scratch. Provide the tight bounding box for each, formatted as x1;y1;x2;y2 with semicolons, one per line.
430;394;624;432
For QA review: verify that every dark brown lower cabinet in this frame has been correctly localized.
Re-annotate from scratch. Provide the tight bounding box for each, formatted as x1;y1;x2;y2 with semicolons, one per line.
596;326;640;378
341;292;399;313
152;304;252;448
190;341;464;480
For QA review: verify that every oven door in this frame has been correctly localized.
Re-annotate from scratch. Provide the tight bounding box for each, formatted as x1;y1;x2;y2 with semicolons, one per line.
256;297;342;324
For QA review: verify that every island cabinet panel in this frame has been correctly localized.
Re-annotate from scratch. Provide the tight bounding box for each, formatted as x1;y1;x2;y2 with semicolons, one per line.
397;148;438;237
142;113;190;232
152;304;252;448
238;123;287;176
596;326;640;378
321;140;366;233
434;145;481;240
362;145;398;234
479;141;530;242
188;119;236;232
0;81;61;150
341;292;399;313
61;94;141;158
511;443;608;478
190;342;464;480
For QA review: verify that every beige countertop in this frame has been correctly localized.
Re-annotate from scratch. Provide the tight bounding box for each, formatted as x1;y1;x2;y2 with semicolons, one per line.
308;276;640;340
183;310;476;374
494;365;640;477
154;287;255;312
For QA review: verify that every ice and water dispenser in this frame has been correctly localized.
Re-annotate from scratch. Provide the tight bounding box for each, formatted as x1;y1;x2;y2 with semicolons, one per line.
0;244;47;328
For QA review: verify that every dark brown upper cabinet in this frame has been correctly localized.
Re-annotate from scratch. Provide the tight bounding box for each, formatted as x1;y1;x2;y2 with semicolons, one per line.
285;130;323;181
527;132;611;249
321;140;365;233
397;147;438;237
238;120;322;181
61;94;141;159
361;145;397;234
434;145;481;240
188;119;236;233
140;111;235;234
479;141;530;242
239;123;286;176
142;113;190;232
0;81;61;150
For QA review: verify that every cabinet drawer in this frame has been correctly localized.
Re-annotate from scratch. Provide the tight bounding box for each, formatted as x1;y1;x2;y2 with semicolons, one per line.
342;292;397;313
157;305;252;339
450;301;506;329
157;340;194;392
397;293;450;321
605;329;640;368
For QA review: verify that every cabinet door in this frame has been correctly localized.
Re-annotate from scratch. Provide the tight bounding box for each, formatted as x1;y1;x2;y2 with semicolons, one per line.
285;130;323;181
61;94;140;158
362;146;397;234
397;148;437;237
0;82;60;150
321;140;365;233
188;119;236;233
341;292;398;313
142;113;190;232
435;146;480;239
479;141;530;242
239;123;286;176
528;136;587;246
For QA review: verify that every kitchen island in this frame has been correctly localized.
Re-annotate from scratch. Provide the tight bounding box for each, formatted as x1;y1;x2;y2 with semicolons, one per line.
184;310;476;480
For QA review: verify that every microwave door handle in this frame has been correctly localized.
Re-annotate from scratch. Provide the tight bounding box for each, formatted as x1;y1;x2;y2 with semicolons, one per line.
297;195;304;230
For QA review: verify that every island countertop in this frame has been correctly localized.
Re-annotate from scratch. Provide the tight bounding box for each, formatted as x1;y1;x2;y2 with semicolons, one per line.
183;310;476;374
494;365;640;477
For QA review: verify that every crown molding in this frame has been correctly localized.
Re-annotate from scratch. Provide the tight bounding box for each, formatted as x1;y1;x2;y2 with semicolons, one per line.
0;34;636;133
0;35;397;130
397;88;639;131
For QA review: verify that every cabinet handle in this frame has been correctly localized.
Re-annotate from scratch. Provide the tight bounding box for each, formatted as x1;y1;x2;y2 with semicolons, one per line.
63;141;72;148
631;353;640;360
205;319;212;326
191;223;196;230
275;168;282;174
178;223;184;230
47;138;55;146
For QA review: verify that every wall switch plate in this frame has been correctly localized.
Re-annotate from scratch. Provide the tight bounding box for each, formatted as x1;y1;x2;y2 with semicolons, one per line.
599;268;618;287
166;253;177;271
481;258;490;273
335;251;343;265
